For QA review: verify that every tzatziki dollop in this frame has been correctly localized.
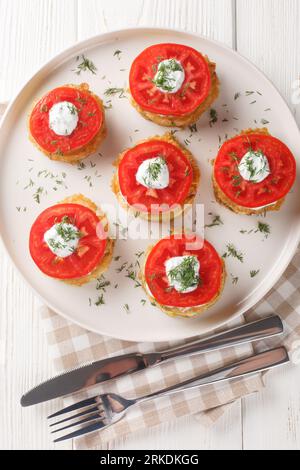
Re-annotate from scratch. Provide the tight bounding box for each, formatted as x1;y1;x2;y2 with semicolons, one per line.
44;219;81;258
153;58;185;94
238;150;270;183
49;101;79;136
165;255;200;293
136;156;169;189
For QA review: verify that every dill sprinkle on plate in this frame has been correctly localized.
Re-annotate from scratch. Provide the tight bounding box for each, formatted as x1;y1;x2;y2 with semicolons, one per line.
209;108;218;127
205;213;224;228
230;274;239;285
95;294;105;306
73;55;97;75
255;221;271;238
223;243;244;263
113;49;122;60
104;87;125;98
123;304;130;314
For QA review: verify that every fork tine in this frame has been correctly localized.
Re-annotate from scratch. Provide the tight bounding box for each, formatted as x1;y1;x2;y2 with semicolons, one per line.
51;413;102;434
49;405;102;427
48;396;98;419
53;419;107;443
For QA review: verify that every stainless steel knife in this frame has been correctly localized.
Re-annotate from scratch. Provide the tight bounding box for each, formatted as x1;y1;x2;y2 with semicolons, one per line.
21;315;283;406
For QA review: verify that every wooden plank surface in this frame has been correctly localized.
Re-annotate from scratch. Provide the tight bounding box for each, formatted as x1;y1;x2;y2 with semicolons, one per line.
0;0;299;450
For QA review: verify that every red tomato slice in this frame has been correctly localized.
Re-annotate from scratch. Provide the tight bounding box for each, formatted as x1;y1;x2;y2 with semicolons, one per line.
214;133;296;208
29;204;107;279
29;86;103;154
129;43;211;116
118;139;194;213
145;234;223;308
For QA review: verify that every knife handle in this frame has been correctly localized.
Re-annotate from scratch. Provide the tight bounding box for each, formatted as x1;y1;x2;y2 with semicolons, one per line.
159;315;283;362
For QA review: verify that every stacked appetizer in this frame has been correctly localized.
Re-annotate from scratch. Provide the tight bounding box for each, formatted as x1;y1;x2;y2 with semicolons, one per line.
129;43;219;127
112;133;200;220
213;129;296;215
28;83;106;163
29;195;114;285
141;233;225;317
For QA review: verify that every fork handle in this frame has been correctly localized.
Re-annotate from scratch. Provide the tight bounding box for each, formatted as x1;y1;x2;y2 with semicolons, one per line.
138;347;289;403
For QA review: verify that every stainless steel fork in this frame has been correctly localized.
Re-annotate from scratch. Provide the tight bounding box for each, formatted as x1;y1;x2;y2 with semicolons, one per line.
48;346;289;442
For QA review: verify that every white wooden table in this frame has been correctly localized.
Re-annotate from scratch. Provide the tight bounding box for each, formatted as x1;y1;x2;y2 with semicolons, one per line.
0;0;300;450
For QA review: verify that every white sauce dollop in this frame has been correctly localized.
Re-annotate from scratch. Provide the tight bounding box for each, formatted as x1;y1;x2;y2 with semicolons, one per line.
153;59;185;94
44;222;80;258
49;101;79;136
136;156;169;189
238;150;270;183
165;255;200;293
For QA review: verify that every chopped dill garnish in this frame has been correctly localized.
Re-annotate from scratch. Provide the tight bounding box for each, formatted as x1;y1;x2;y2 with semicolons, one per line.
96;275;111;292
168;256;200;292
250;270;260;278
113;49;122;59
116;261;128;273
205;213;224;228
56;220;81;242
209;108;218;127
142;156;166;186
123;303;130;314
223;243;244;263
261;118;270;125
24;178;35;190
255;221;271;238
95;294;105;306
77;161;86;170
67;103;77;114
33;186;44;204
73;54;97;75
104;87;125;98
232;175;242;186
152;59;183;92
189;123;198;133
231;274;239;285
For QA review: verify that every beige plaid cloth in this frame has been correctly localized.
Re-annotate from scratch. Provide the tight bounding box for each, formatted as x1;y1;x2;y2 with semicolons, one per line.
1;104;299;449
40;245;300;450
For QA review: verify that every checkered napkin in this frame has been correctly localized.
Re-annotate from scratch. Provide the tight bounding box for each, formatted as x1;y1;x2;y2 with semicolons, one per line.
40;245;300;449
1;105;299;449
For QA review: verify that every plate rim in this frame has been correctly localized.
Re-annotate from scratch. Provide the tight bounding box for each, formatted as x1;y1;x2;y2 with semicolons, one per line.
1;26;300;342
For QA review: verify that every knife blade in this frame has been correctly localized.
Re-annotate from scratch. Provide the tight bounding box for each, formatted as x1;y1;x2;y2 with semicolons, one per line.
21;314;283;406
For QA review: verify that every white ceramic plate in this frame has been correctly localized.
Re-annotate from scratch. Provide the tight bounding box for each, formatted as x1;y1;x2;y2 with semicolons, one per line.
1;27;300;342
